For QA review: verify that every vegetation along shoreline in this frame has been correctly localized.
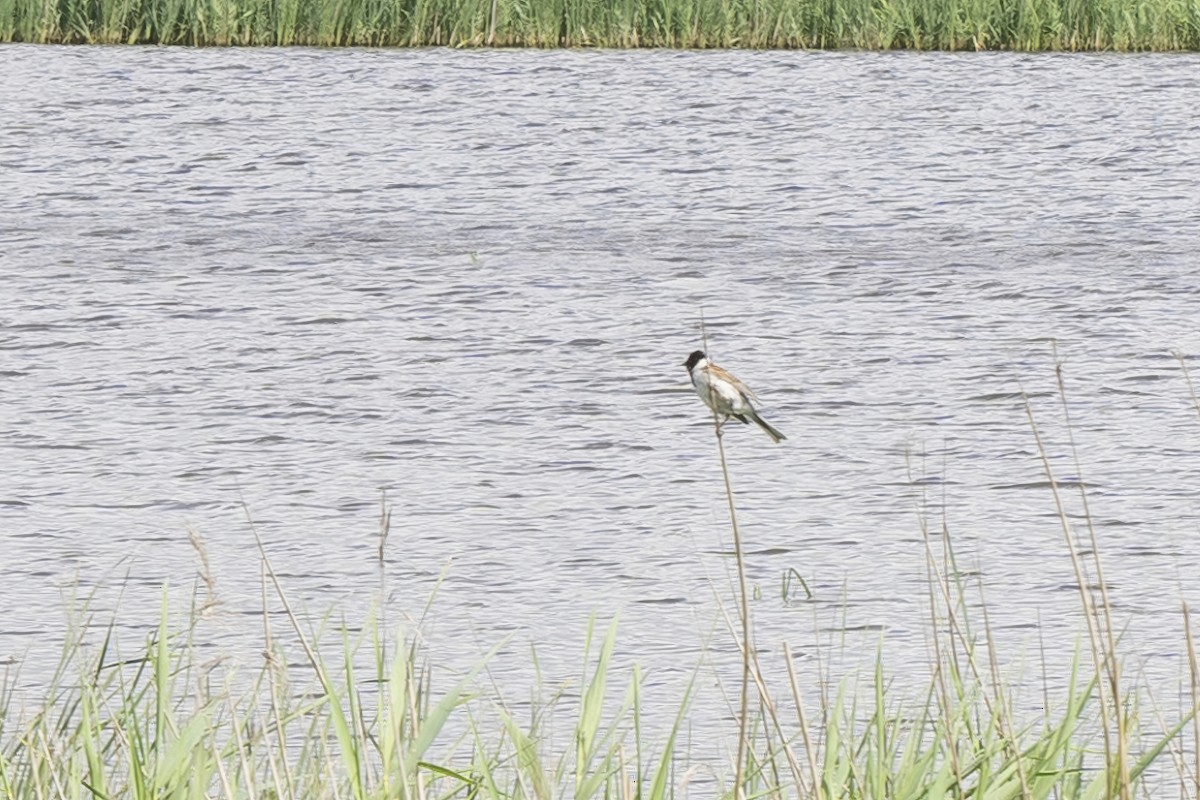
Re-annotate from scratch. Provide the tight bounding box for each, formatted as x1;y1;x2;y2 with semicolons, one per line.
3;0;1200;49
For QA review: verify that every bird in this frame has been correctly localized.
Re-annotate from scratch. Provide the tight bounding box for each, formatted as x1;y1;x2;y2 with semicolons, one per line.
682;350;786;443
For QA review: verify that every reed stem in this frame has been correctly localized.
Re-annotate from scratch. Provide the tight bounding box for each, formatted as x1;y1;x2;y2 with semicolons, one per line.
711;415;752;800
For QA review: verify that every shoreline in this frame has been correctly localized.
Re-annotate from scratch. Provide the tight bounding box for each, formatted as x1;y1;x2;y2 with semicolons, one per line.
5;0;1200;51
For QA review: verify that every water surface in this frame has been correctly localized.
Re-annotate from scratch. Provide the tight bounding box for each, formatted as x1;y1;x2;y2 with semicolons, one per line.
3;45;1200;754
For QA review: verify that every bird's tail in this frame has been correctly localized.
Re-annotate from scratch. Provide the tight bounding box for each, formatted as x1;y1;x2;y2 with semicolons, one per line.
747;409;786;443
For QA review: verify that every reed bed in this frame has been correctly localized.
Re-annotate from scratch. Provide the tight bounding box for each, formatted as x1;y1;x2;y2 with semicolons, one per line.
0;530;1194;800
2;0;1200;48
3;356;1200;799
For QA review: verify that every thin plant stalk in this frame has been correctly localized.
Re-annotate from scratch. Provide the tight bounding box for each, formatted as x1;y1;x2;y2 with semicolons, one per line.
1177;352;1200;800
1185;601;1200;800
1051;353;1130;798
712;392;752;800
1022;379;1127;798
783;643;824;800
713;590;809;796
699;321;752;800
1175;352;1200;421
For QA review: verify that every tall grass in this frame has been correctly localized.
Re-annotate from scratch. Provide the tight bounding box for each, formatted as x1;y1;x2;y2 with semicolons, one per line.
0;559;692;799
0;522;1194;799
2;0;1200;47
2;355;1200;799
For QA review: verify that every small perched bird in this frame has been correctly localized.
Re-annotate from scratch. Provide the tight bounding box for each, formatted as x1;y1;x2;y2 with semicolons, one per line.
683;350;786;443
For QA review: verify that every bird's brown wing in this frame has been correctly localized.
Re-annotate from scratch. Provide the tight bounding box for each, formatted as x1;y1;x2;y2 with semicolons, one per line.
708;363;761;402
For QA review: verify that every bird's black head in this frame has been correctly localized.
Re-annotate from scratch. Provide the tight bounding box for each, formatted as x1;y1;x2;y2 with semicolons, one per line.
683;350;706;372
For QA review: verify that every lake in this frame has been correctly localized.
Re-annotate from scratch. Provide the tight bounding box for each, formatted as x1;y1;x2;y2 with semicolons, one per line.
3;44;1200;762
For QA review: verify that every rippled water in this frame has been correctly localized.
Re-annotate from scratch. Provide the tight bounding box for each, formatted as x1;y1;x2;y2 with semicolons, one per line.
3;44;1200;752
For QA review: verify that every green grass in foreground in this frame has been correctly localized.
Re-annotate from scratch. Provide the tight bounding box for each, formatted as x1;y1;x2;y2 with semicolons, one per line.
4;357;1200;799
0;530;1194;800
2;0;1200;48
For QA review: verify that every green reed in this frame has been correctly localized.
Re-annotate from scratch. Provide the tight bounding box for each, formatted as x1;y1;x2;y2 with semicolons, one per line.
0;535;1193;800
2;0;1200;47
2;357;1200;798
2;470;1198;799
